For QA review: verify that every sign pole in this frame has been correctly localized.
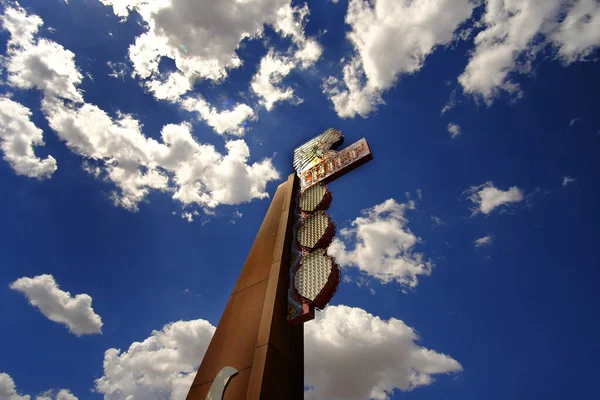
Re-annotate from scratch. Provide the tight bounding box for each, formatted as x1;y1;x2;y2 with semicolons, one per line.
186;174;303;400
186;128;372;399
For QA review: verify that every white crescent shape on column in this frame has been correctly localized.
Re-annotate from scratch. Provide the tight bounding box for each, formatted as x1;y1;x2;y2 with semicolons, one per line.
204;366;238;400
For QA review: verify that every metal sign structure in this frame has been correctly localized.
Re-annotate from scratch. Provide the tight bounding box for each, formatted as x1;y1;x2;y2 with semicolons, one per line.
287;128;373;325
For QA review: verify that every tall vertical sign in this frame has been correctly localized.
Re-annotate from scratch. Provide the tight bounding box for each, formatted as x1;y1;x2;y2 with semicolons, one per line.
186;128;372;400
287;128;373;325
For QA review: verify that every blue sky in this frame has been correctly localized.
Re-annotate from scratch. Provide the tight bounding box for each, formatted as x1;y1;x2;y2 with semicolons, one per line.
1;0;600;399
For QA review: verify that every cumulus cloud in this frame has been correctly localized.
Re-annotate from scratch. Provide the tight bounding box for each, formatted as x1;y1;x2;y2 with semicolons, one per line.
0;373;30;400
42;98;279;211
1;4;280;213
0;97;57;179
304;305;463;400
465;181;525;215
562;176;576;186
447;123;462;138
459;0;600;104
94;306;460;400
1;372;78;400
94;319;215;400
35;389;78;400
1;3;82;102
474;235;493;247
329;199;433;288
9;274;103;336
99;0;321;105
551;0;600;63
272;2;323;68
180;96;255;136
323;0;474;118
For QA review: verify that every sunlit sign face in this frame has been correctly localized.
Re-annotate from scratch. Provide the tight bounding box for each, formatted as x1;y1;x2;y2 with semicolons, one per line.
293;130;373;191
288;128;372;325
293;128;344;175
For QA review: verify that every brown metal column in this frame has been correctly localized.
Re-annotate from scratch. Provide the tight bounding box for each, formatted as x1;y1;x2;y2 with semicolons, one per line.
186;173;303;400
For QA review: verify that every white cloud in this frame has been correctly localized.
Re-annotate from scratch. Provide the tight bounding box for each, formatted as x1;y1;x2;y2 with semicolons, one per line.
251;49;298;110
569;117;583;127
99;0;321;103
0;3;42;48
329;199;433;288
1;3;82;102
94;319;215;400
94;305;460;400
273;3;323;68
42;98;279;211
304;305;463;400
465;181;525;215
441;89;459;115
0;97;57;179
447;123;462;138
0;373;30;400
181;212;193;222
431;215;445;226
106;61;129;80
55;390;78;400
181;210;198;222
0;374;77;400
180;96;255;136
459;0;600;104
562;176;576;186
36;390;78;400
324;0;475;118
551;0;600;63
322;59;384;118
1;4;280;213
9;274;103;336
474;235;493;247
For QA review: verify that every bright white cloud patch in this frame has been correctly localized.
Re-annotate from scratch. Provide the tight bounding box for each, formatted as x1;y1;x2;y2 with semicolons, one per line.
447;123;462;138
304;305;463;400
0;97;57;179
9;274;103;336
474;235;493;247
465;181;525;215
99;0;321;105
0;373;30;400
251;50;298;110
0;5;279;213
0;373;77;400
180;96;255;136
36;389;78;400
42;97;278;211
562;176;576;186
1;3;82;102
324;0;474;118
329;199;433;288
95;319;215;400
94;305;460;400
273;3;323;68
459;0;600;104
